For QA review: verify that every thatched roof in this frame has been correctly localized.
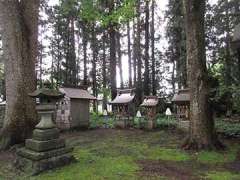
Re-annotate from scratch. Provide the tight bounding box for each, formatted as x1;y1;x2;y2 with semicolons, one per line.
141;96;159;107
60;87;97;100
109;89;135;104
172;89;190;103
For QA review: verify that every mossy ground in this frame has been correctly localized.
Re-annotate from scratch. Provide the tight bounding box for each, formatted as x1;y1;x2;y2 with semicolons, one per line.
0;129;240;180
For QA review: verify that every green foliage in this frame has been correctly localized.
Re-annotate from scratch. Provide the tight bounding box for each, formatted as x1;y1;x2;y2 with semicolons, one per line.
215;119;240;137
206;171;240;180
156;114;177;129
90;113;116;129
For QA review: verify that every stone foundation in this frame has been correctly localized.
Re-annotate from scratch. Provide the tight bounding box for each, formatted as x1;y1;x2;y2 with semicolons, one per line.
16;121;74;175
115;117;133;128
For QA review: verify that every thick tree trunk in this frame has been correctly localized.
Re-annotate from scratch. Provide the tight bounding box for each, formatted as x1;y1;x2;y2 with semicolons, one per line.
109;1;117;100
116;30;124;89
133;20;137;87
224;0;232;116
127;21;132;88
151;0;156;95
182;0;223;150
144;0;150;96
82;23;88;86
91;24;97;112
0;0;39;150
136;0;143;105
102;32;108;111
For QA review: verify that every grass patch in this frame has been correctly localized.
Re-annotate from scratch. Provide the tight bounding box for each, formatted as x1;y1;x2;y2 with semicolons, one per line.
148;147;190;161
196;146;239;165
33;148;139;180
206;171;240;180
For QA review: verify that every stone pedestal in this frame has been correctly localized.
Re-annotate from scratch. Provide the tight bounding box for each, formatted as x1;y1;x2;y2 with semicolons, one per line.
146;119;156;130
115;116;133;128
16;110;74;175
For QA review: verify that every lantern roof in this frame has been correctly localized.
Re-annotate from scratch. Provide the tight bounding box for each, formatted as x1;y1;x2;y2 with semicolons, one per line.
29;88;64;99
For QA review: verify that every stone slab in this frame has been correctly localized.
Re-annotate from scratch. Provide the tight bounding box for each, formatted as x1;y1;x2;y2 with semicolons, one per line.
16;153;75;175
33;128;60;141
17;146;73;161
25;138;65;152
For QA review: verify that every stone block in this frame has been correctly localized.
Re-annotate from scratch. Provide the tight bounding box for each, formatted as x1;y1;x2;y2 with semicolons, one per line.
16;153;75;175
33;128;60;141
17;146;73;161
25;138;65;152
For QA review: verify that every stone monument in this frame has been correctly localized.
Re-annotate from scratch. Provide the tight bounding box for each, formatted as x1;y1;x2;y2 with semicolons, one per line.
16;88;74;175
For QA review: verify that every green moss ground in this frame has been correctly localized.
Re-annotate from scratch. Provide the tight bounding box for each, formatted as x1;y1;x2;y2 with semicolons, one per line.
0;129;240;180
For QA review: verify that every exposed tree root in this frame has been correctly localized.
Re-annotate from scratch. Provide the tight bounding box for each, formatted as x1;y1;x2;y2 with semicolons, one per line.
181;137;225;151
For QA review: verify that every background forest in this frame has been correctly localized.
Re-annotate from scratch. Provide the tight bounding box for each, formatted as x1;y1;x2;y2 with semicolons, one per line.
0;0;240;115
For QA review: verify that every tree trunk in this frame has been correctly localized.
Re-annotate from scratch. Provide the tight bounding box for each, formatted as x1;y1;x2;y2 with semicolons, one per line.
133;20;137;87
127;21;133;88
0;0;39;150
224;0;232;116
136;0;143;105
144;0;150;96
102;31;107;111
82;23;88;86
117;30;124;89
91;24;97;112
151;0;156;95
182;0;223;150
109;0;117;100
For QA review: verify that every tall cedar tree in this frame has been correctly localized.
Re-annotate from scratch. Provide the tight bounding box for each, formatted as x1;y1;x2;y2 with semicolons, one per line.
109;0;117;100
136;0;143;104
0;0;39;149
144;0;150;95
151;0;156;95
182;0;223;150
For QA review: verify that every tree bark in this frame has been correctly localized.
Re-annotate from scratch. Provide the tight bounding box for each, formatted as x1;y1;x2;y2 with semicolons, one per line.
182;0;223;150
151;0;156;95
127;21;132;88
0;0;39;149
116;30;124;89
144;0;150;96
102;31;107;111
136;0;143;105
91;24;97;112
109;0;117;100
82;23;88;86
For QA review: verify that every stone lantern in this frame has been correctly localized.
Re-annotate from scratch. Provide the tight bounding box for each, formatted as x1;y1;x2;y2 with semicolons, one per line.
16;88;74;175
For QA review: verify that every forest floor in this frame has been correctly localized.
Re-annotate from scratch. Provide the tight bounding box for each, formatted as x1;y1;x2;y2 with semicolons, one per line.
0;128;240;180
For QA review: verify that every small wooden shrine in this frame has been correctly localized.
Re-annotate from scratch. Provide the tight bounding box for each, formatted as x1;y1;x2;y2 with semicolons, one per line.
56;87;97;130
109;89;136;128
140;96;159;129
172;89;190;120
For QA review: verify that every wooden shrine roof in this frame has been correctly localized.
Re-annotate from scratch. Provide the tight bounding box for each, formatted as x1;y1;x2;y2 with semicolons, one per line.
172;89;190;103
141;96;159;107
109;89;135;104
60;87;97;100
